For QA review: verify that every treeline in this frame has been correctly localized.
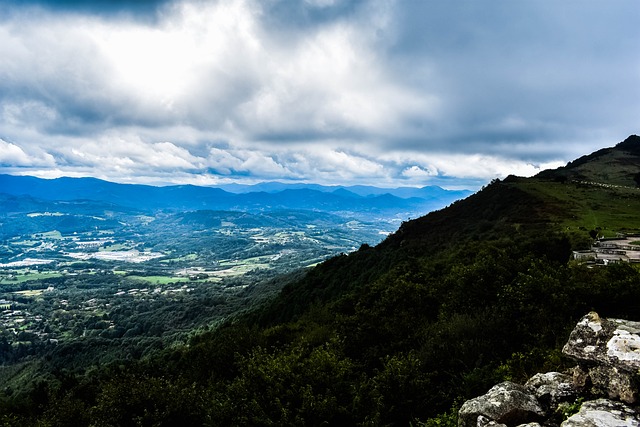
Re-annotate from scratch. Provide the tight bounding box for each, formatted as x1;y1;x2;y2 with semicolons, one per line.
2;228;639;426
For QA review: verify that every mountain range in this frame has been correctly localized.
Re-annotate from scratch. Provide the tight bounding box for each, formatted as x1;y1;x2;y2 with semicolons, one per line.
0;174;472;216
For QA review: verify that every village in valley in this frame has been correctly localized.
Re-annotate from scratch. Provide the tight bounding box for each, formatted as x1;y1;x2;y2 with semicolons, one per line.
573;235;640;265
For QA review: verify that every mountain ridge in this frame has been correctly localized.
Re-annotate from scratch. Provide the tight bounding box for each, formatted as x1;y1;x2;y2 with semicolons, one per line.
537;134;640;187
0;174;472;217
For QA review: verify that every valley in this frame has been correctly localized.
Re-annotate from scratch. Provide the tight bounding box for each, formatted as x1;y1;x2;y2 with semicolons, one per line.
0;202;404;367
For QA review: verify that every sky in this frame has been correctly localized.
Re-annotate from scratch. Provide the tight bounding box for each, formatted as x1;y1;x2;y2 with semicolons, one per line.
0;0;638;190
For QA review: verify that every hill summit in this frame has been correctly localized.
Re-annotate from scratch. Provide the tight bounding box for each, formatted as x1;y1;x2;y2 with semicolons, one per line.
539;134;640;187
386;135;640;254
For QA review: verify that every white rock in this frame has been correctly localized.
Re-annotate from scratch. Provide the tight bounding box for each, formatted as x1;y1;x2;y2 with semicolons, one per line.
561;399;640;427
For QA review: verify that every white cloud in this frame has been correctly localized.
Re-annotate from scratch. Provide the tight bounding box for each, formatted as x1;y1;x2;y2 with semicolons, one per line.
402;165;438;178
0;139;32;165
234;18;432;138
241;153;291;177
203;145;387;183
90;0;266;115
384;151;567;182
207;147;244;174
0;138;55;167
46;135;207;176
311;149;385;177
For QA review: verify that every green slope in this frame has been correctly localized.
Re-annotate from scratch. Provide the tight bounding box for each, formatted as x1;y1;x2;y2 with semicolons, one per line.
531;134;640;234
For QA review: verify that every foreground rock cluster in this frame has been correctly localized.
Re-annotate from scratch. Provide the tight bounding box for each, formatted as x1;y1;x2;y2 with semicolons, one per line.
458;312;640;427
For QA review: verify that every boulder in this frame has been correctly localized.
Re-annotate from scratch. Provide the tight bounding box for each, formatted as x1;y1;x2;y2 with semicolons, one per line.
588;365;638;404
458;382;545;427
562;312;640;403
561;398;640;427
477;415;507;427
525;372;579;411
562;312;640;370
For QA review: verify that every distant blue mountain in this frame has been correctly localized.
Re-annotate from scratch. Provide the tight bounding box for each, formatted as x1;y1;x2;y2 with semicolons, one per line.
0;174;472;216
218;181;329;194
218;181;472;200
0;175;233;211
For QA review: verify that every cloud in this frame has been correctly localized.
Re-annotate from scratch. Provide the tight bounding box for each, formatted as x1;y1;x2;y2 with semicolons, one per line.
56;136;207;174
204;145;387;183
382;1;640;152
0;139;33;166
387;149;566;178
0;0;428;138
0;138;57;169
2;0;174;19
0;0;637;189
402;166;438;179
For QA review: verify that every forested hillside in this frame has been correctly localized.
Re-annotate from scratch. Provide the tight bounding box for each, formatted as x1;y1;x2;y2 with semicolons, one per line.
1;136;640;426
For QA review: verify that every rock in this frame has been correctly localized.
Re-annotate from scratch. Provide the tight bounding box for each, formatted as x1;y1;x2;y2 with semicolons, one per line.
515;424;542;427
458;382;545;427
477;415;507;427
562;312;640;371
588;365;637;404
569;365;590;390
525;372;579;411
562;312;640;403
561;398;640;427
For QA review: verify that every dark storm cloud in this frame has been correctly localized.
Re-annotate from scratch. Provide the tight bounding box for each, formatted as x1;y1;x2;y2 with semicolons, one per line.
2;0;173;18
261;0;366;29
382;1;640;158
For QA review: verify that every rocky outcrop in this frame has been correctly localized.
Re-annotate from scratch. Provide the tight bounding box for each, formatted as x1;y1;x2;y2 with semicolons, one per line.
458;382;545;427
458;313;640;427
525;372;579;412
563;311;640;404
562;399;640;426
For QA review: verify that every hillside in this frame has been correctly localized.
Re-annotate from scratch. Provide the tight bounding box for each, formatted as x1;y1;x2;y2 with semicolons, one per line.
390;135;640;252
538;134;640;187
1;136;639;426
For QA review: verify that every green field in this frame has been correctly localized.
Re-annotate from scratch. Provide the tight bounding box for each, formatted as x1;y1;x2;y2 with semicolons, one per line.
518;180;640;236
99;243;129;252
159;253;199;263
126;275;218;284
216;256;270;277
219;255;272;267
35;231;63;239
0;271;63;284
